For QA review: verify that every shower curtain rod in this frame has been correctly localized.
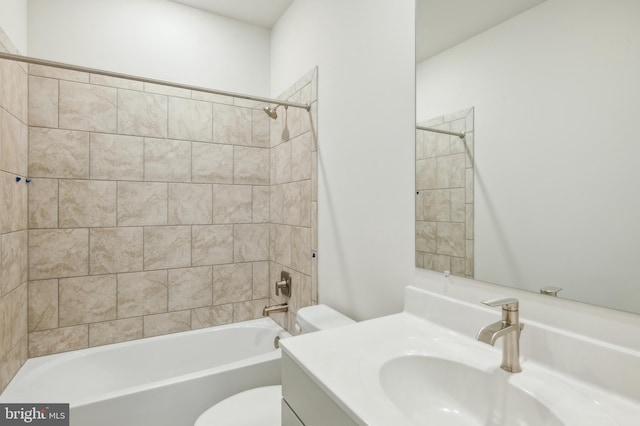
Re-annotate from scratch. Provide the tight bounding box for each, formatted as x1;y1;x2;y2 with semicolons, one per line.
0;51;311;111
416;125;465;139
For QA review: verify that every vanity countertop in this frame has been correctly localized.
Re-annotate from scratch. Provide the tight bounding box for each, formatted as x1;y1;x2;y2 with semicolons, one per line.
281;293;640;426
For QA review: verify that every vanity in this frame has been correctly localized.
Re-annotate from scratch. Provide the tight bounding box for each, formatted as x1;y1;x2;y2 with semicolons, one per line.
280;270;640;425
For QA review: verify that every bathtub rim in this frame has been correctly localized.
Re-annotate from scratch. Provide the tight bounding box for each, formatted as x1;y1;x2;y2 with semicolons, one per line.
2;317;290;408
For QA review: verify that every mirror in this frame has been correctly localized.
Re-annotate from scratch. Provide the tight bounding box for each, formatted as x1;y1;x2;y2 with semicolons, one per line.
415;0;640;315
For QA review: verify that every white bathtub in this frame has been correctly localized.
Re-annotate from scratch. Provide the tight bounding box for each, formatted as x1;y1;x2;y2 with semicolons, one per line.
1;318;288;426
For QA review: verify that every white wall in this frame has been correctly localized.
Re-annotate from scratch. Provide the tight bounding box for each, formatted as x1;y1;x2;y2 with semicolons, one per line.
27;0;271;95
271;0;416;320
0;0;27;53
416;0;640;313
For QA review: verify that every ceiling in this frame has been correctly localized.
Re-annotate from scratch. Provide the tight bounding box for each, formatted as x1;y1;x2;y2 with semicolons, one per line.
416;0;547;63
169;0;294;28
168;0;546;62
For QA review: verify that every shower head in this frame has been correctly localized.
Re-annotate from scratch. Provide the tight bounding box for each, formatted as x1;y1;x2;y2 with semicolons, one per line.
263;105;279;119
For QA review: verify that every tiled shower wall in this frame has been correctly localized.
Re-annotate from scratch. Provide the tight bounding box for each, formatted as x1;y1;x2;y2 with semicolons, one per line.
267;69;318;331
0;32;29;394
26;61;318;356
416;108;474;278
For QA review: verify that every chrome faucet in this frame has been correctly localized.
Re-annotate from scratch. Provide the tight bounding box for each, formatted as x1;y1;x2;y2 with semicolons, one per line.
476;298;524;373
262;303;288;317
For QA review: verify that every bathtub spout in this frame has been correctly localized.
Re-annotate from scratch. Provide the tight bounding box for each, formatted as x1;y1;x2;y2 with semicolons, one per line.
263;303;288;317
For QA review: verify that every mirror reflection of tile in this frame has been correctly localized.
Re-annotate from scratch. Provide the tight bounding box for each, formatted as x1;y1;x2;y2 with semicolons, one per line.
416;107;474;278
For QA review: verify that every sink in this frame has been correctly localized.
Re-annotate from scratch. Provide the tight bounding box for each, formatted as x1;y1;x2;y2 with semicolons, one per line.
379;355;562;426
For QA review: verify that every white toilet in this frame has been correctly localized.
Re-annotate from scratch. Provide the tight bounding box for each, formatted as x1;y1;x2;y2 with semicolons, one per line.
194;304;354;426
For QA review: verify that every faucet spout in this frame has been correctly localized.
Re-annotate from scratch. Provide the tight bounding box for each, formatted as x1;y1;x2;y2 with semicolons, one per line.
476;298;524;373
262;303;288;317
477;321;521;346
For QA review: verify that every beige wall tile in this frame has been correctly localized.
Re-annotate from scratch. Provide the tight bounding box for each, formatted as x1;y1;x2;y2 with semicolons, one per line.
466;240;474;276
143;226;191;270
424;253;451;273
192;225;233;266
28;325;88;357
252;186;269;223
143;311;190;338
291;227;311;275
233;146;269;185
1;230;28;294
28;178;58;229
1;109;28;176
59;80;117;132
144;138;191;182
252;261;269;299
289;271;311;314
233;299;269;322
234;224;269;262
191;304;233;329
213;104;251;146
0;335;27;393
29;229;88;280
168;266;212;310
424;189;450;222
90;227;143;274
271;141;291;184
117;270;167;318
59;275;117;327
90;133;143;180
451;256;466;276
451;188;465;223
168;97;212;142
59;180;116;227
283;182;301;226
436;154;465;188
465;133;475;168
191;142;233;184
212;184;252;224
118;89;168;138
273;225;292;266
436;222;466;257
416;221;436;253
423;127;451;158
28;76;58;128
0;296;12;356
168;183;212;225
144;83;191;98
466;168;474;203
29;128;89;179
0;171;27;234
7;284;27;348
89;317;143;347
416;191;424;221
28;279;58;332
291;132;312;181
299;180;311;227
117;182;167;226
466;204;474;240
252;109;270;148
191;91;233;105
212;263;252;304
269;185;283;224
0;61;27;123
416;158;437;190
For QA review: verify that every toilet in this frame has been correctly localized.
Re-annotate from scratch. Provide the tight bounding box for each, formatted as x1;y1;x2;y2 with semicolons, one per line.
194;304;354;426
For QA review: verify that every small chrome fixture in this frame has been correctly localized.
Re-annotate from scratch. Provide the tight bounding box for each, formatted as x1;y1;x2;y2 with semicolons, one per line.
476;298;524;373
263;105;280;119
262;303;288;317
540;287;563;297
275;271;291;297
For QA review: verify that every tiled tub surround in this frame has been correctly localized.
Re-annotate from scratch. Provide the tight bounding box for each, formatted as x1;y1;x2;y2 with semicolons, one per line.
416;108;474;278
26;64;318;358
0;33;29;393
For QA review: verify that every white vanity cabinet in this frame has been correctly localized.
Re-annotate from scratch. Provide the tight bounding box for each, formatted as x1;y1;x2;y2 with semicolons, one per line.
281;352;359;426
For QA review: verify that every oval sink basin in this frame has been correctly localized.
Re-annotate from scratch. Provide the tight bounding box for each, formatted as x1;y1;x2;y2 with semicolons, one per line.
379;356;563;426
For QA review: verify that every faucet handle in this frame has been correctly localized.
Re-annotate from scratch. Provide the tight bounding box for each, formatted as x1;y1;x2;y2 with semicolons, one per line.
482;297;519;311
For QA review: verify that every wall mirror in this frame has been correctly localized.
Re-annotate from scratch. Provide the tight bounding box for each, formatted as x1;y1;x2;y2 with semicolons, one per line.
415;0;640;315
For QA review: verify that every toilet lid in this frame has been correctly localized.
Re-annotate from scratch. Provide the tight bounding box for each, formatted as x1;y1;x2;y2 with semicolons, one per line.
195;385;282;426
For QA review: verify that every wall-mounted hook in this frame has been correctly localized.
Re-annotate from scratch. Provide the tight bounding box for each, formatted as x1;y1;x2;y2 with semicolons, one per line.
25;178;31;184
15;176;21;182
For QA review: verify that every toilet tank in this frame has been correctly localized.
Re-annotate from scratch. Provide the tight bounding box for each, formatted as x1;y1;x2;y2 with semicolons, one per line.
295;305;354;334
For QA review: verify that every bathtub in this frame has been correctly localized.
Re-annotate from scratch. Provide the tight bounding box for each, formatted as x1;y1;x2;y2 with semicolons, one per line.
0;318;289;426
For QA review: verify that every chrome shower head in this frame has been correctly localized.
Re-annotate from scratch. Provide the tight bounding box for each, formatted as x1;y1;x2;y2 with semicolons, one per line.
263;105;279;119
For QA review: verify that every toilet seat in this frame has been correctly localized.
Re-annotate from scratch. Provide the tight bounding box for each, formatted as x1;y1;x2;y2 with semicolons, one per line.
194;385;281;426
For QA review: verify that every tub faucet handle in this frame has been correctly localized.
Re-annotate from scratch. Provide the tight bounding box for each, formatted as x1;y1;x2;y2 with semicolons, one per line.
275;271;291;297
